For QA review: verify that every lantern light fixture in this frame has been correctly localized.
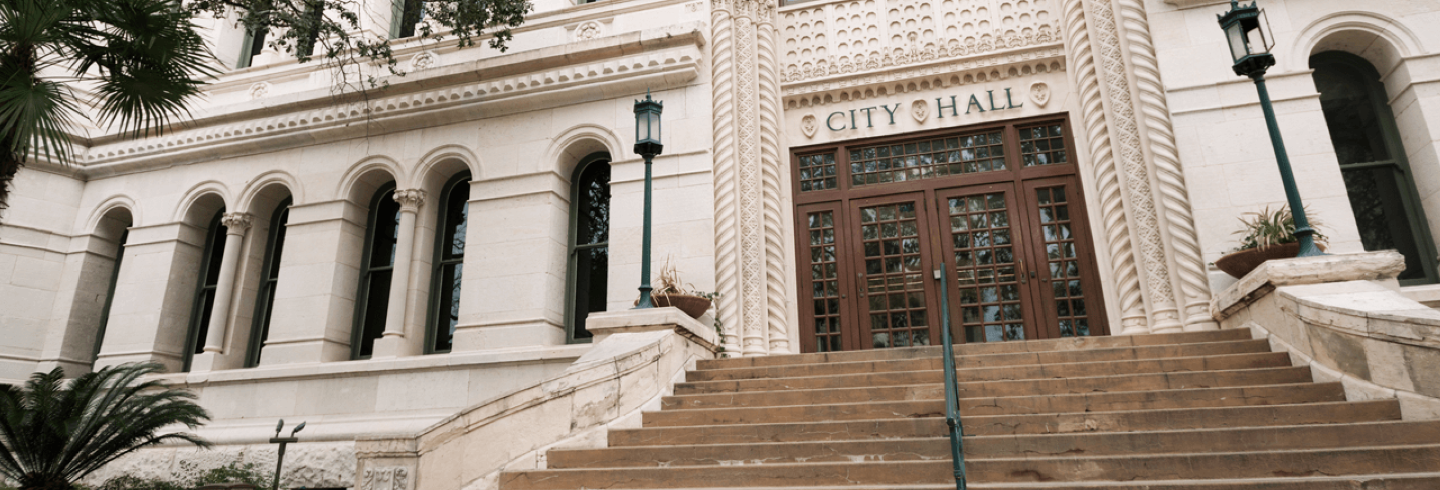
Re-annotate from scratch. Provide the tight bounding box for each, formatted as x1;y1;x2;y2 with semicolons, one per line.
1218;0;1275;77
633;90;665;308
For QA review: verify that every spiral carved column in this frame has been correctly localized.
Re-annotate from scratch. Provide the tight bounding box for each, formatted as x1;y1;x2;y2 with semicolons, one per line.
713;0;788;356
1113;0;1217;331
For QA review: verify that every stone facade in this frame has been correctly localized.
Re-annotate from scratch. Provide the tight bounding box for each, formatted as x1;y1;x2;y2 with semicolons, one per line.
4;0;1440;488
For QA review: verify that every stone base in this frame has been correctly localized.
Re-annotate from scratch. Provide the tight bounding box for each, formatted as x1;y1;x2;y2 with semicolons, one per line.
585;307;717;350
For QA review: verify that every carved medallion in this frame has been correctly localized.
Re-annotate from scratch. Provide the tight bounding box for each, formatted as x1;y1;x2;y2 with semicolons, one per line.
248;82;271;100
410;51;438;71
800;114;818;138
576;21;603;40
911;100;928;123
1029;82;1051;108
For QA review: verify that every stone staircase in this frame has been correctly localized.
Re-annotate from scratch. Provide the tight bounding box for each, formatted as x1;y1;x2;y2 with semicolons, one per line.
498;328;1440;489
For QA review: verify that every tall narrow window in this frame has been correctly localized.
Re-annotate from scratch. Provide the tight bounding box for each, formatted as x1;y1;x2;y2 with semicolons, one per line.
427;174;470;353
237;27;267;68
565;156;610;343
296;0;325;58
394;0;425;38
1311;52;1439;284
353;184;401;359
247;199;291;367
184;211;228;371
93;229;128;363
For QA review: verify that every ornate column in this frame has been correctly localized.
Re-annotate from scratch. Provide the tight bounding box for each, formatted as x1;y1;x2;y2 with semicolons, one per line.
712;0;788;356
375;189;425;358
204;213;252;353
1064;0;1215;334
1113;0;1217;331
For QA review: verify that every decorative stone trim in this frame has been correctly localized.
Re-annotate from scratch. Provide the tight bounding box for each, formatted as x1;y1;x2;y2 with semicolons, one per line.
221;212;253;232
783;48;1065;106
392;189;427;210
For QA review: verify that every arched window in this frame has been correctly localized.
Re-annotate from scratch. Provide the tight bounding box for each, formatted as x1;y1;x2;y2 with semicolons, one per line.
565;155;611;343
353;184;401;359
183;211;227;371
427;173;470;353
1311;51;1439;284
246;199;291;367
393;0;425;38
93;228;128;364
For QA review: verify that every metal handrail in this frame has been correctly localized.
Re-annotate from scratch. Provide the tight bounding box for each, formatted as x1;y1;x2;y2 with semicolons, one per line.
936;269;967;490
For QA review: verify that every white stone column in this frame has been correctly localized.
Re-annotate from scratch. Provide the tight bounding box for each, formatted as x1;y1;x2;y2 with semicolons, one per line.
374;189;424;358
191;213;251;371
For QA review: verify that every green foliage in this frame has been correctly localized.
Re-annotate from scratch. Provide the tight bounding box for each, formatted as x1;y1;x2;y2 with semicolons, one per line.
0;0;217;212
95;476;184;490
0;363;211;490
192;461;273;488
1232;205;1327;252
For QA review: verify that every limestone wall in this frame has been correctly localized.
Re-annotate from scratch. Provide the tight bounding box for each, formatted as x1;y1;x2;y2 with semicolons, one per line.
1214;251;1440;419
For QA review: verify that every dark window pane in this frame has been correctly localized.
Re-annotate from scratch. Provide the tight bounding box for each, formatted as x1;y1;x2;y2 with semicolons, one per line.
1314;63;1390;165
370;191;401;268
572;247;609;339
359;270;393;357
432;264;462;352
444;183;470;259
577;163;611;245
193;288;217;355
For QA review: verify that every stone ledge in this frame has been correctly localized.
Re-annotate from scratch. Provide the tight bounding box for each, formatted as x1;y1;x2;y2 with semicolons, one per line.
1211;251;1406;321
585;307;717;350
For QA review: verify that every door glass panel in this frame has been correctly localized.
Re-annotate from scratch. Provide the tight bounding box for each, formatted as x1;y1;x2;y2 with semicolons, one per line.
1035;186;1091;337
947;192;1023;342
799;153;838;192
848;131;1005;187
1019;124;1067;167
860;202;929;348
806;211;843;352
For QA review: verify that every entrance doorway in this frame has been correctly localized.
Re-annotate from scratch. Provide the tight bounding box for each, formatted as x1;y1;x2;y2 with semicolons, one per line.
794;116;1108;352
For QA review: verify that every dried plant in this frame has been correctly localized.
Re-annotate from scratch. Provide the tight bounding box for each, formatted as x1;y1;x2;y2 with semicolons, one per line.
1232;205;1327;252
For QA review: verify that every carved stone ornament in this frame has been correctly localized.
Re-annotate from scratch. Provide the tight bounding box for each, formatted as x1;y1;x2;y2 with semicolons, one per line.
911;99;928;123
392;189;427;209
410;51;438;71
800;114;818;138
576;21;603;41
361;467;408;490
221;212;253;232
1029;82;1051;108
248;82;271;100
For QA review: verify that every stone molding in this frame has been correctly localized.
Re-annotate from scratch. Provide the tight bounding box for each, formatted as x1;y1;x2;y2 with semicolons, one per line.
1212;252;1408;320
713;0;789;356
78;24;707;177
783;50;1066;107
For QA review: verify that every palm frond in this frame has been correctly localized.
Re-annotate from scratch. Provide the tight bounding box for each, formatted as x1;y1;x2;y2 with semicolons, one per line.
0;363;210;490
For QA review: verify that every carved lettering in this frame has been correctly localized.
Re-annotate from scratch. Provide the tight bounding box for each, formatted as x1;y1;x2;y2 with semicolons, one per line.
881;103;900;124
858;107;876;127
1005;87;1023;109
936;95;959;118
966;94;986;114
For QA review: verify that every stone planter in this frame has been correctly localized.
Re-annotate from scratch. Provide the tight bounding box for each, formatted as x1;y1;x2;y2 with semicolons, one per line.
1215;242;1325;279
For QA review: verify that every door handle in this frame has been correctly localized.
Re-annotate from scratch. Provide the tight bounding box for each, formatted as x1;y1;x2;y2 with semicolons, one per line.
857;273;865;297
1017;258;1027;285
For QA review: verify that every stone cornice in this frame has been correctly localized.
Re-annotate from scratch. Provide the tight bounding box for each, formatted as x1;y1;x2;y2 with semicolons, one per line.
77;23;706;179
1162;0;1230;10
783;46;1065;106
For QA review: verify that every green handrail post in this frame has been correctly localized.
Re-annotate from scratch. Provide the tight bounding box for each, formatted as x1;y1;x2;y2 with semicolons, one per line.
936;269;967;490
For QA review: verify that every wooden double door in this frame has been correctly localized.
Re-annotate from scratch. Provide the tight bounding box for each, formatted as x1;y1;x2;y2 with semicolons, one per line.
794;117;1108;352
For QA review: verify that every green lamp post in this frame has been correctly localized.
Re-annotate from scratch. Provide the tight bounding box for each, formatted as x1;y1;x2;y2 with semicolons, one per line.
633;90;664;308
1219;0;1325;257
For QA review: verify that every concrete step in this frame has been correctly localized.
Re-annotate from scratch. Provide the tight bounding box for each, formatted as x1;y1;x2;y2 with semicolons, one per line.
675;364;1312;397
688;341;1276;382
663;382;1343;414
548;474;1440;490
678;351;1291;397
500;445;1440;489
698;329;1255;371
554;421;1440;469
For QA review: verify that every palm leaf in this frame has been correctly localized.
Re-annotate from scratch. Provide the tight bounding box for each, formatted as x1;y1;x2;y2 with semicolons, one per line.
0;363;210;490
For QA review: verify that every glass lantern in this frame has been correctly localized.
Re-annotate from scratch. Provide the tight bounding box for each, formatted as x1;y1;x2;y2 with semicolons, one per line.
633;91;664;157
1218;0;1276;76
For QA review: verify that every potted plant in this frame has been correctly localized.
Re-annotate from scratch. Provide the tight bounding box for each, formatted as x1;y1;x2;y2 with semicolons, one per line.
636;258;716;319
1214;205;1327;279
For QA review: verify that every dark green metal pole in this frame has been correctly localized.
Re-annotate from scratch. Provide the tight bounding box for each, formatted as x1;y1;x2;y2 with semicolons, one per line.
1251;73;1325;257
636;154;655;308
269;437;295;490
936;269;966;490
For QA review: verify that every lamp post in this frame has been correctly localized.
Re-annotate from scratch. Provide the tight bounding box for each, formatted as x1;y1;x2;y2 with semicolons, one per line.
633;90;664;308
1218;0;1324;257
269;419;305;490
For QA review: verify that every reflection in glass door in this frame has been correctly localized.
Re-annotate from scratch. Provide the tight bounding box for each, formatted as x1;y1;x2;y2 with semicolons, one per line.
851;195;937;348
936;185;1028;343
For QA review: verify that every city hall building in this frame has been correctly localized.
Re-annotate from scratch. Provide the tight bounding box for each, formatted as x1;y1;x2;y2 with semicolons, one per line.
3;0;1440;488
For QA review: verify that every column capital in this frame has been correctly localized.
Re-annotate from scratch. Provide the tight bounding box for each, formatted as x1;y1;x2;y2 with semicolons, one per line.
221;212;253;233
393;189;427;210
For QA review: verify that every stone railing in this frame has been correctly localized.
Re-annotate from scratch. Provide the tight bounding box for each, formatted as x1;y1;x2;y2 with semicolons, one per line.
778;0;1062;85
354;308;717;490
1213;251;1440;420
